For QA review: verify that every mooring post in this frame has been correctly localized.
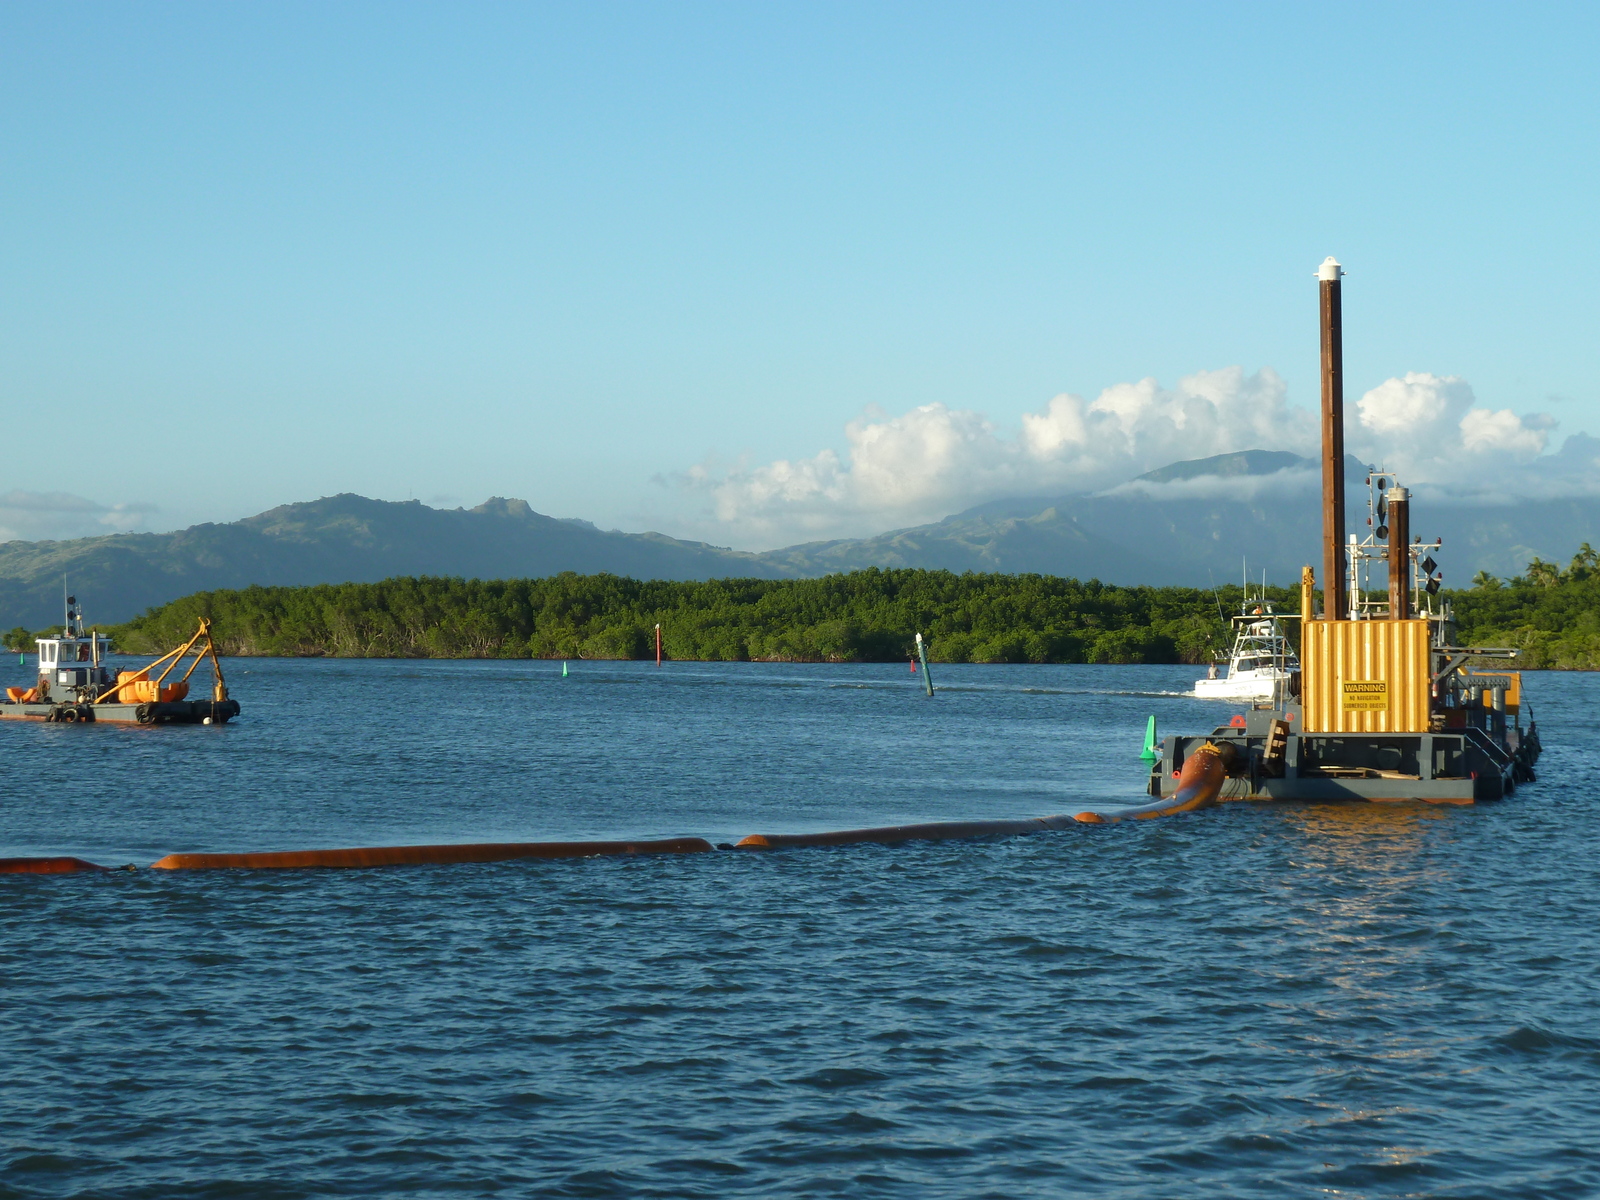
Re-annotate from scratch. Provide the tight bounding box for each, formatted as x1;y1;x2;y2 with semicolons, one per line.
915;632;934;697
1319;256;1348;621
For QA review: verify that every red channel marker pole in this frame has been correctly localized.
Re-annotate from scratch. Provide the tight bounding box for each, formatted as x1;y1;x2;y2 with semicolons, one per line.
655;624;662;667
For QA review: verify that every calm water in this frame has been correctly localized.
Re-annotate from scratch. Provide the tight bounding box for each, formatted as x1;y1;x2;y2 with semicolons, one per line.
2;657;1597;1199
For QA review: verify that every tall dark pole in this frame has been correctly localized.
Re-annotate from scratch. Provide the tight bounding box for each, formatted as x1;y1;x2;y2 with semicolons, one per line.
1386;487;1411;621
1319;257;1347;620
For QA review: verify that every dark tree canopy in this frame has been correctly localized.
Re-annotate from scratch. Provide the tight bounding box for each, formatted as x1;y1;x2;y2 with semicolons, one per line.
108;552;1600;669
111;570;1254;664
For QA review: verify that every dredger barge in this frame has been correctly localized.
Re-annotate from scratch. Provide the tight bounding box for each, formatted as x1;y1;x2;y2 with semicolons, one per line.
1;595;238;726
1150;257;1540;806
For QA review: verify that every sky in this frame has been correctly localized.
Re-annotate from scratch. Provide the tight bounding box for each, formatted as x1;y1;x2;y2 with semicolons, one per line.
2;2;1598;548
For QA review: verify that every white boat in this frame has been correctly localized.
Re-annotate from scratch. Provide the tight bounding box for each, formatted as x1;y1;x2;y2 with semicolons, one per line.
1193;603;1299;703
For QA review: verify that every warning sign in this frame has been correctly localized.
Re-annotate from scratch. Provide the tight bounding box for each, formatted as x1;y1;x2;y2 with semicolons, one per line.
1341;679;1389;711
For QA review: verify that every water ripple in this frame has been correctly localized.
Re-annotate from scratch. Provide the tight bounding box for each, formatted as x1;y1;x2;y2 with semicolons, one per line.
2;660;1599;1197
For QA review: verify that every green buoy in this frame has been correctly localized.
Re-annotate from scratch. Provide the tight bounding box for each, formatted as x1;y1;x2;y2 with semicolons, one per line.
1140;714;1159;763
562;661;568;677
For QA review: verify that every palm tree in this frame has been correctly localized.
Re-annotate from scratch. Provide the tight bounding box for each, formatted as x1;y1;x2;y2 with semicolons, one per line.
1569;543;1599;581
1471;571;1501;591
1526;557;1562;588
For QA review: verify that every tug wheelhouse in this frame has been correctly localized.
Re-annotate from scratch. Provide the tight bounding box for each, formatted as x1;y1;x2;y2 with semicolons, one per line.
30;595;116;703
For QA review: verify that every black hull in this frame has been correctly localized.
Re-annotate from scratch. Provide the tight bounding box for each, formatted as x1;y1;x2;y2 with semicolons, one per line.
0;699;241;725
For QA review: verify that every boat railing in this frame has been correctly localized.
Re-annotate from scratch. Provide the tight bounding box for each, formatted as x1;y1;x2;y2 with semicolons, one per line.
1462;725;1515;769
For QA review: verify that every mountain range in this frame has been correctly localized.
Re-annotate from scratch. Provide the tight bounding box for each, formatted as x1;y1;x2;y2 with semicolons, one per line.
2;450;1592;628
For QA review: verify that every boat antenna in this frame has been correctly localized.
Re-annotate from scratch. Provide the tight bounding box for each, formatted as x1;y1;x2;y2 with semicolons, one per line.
1206;569;1228;661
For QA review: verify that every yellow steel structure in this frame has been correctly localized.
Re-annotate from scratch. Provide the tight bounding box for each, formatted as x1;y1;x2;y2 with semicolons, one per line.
95;618;229;706
1301;616;1432;733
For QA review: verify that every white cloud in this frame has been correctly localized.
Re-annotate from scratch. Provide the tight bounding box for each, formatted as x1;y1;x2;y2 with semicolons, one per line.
1458;407;1552;457
1346;371;1574;499
670;366;1594;547
1352;371;1552;461
1104;465;1321;503
0;491;159;543
690;367;1313;544
1355;372;1467;436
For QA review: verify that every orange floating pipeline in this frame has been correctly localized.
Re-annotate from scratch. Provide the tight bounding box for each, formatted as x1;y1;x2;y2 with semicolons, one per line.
150;837;715;871
0;856;111;874
736;816;1078;850
736;749;1236;849
1072;742;1229;824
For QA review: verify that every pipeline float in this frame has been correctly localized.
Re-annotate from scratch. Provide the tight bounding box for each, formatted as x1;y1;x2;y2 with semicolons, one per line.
5;780;1233;872
734;751;1235;847
736;816;1078;850
0;856;114;874
149;837;715;870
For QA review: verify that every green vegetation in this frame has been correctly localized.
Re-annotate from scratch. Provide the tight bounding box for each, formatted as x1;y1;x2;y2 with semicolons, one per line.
104;548;1600;668
111;571;1273;664
5;625;67;652
1452;543;1600;669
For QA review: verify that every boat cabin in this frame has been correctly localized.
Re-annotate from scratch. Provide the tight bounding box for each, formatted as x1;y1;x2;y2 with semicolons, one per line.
1195;602;1300;703
33;595;115;702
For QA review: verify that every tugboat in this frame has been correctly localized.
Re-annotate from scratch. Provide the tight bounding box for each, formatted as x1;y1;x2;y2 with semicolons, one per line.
1194;591;1300;703
1147;257;1540;805
1;594;239;725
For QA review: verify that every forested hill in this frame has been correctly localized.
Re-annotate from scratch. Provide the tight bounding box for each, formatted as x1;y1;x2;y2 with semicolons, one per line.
0;494;787;628
9;452;1598;630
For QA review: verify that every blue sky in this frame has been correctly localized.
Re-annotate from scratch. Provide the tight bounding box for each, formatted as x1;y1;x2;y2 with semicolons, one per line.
2;3;1597;546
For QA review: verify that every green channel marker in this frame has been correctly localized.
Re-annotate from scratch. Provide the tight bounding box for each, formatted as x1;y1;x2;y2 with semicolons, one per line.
1140;714;1159;762
562;661;568;677
914;632;934;697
